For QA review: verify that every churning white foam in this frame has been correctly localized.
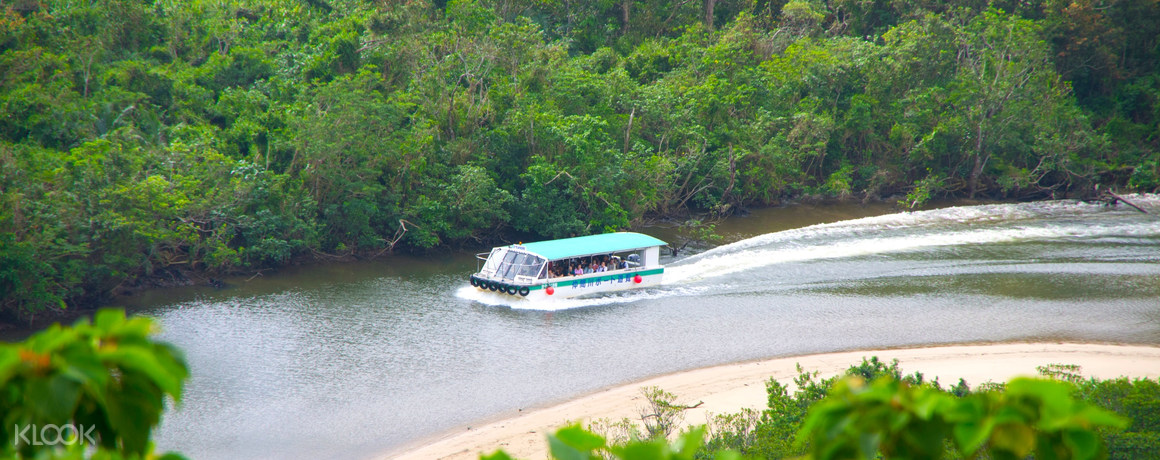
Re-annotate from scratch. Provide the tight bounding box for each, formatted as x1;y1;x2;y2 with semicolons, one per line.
666;197;1159;284
456;196;1160;308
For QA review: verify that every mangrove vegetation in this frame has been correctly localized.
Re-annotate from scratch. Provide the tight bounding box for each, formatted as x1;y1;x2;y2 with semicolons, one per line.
2;0;1159;320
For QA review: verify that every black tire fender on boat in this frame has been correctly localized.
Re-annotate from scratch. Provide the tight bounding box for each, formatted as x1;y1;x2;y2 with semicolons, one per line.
518;287;530;297
469;276;478;287
488;281;498;291
506;285;519;295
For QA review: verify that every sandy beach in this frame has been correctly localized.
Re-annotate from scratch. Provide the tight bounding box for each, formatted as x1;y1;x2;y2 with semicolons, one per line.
382;342;1160;460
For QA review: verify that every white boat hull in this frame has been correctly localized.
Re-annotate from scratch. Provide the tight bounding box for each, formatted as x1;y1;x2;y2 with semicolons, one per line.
470;268;664;300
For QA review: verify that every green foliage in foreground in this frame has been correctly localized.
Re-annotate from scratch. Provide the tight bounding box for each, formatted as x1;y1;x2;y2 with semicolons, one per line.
800;376;1126;460
0;309;188;460
481;425;740;460
487;357;1159;460
3;0;1160;319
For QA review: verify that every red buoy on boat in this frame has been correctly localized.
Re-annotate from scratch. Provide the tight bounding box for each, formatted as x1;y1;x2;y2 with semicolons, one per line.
545;286;555;295
633;274;642;284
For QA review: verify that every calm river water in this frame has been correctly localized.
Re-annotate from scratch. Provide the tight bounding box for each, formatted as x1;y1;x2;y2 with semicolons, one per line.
124;197;1160;460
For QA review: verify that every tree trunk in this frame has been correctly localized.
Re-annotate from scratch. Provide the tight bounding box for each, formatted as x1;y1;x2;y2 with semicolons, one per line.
969;122;987;198
703;0;716;30
721;144;736;207
621;0;631;35
624;106;635;152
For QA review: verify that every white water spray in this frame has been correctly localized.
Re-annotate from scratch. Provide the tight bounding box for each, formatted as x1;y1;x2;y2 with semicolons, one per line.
457;196;1160;310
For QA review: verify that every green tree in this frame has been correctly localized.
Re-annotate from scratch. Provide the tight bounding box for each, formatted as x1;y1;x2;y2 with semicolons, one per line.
952;9;1073;197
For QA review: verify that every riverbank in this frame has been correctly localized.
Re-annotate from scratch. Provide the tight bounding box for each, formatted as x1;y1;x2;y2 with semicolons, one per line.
383;342;1160;460
9;194;1147;332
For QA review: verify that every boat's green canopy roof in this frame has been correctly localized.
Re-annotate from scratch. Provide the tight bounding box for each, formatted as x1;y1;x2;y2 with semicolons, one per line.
512;232;667;260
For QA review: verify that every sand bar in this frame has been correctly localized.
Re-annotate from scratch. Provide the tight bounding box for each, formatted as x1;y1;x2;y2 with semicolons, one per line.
382;342;1160;460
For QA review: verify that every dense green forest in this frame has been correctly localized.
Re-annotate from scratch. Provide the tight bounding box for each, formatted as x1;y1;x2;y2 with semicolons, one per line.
1;0;1158;320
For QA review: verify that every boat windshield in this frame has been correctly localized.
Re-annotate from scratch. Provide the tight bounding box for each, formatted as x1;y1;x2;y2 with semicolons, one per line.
493;251;545;280
483;248;507;273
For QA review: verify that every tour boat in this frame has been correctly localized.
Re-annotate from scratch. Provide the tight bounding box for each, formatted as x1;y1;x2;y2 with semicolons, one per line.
469;232;666;299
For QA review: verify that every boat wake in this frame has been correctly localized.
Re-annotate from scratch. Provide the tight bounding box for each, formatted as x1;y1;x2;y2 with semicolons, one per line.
456;196;1160;311
667;196;1159;284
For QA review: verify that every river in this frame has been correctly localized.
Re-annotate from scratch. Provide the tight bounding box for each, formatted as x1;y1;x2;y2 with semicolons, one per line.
127;197;1160;460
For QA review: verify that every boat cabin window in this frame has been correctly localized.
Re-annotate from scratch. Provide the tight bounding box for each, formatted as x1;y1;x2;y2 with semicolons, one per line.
519;256;546;278
499;251;521;278
546;250;652;279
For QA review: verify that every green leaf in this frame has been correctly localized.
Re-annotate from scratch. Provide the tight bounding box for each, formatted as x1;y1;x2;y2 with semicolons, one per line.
1007;378;1075;425
713;451;742;460
93;309;128;333
0;346;21;383
615;439;667;460
103;374;163;455
480;450;517;460
1062;428;1100;460
25;373;82;421
672;427;706;459
990;422;1036;457
26;325;78;353
856;431;879;459
554;424;606;452
58;345;112;390
1075;405;1129;430
952;417;994;454
99;345;183;398
548;426;601;460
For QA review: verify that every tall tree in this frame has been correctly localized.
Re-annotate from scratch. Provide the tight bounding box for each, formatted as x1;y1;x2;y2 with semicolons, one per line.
953;9;1059;197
